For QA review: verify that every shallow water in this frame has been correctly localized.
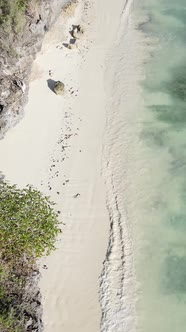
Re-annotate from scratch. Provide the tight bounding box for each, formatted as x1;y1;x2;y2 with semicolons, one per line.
100;0;186;331
132;0;186;331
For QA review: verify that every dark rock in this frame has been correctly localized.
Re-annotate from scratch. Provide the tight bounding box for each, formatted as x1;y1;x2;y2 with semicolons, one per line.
63;42;73;49
71;24;84;39
25;317;33;330
54;81;65;95
70;38;76;45
0;104;4;114
73;193;80;198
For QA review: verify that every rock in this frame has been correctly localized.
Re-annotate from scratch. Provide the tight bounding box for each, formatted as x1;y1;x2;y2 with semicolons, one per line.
70;38;76;45
54;81;65;95
13;78;26;94
73;193;80;198
71;25;84;39
1;89;10;98
0;104;4;114
67;43;72;49
25;317;33;330
72;25;84;39
72;30;77;39
62;42;71;49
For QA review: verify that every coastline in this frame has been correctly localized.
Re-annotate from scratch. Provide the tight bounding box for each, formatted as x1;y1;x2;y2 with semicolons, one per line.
99;0;145;331
0;0;147;330
98;0;183;330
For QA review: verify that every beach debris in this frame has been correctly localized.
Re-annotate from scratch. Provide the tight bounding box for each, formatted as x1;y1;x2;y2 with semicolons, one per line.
63;42;72;49
71;24;84;39
63;38;77;50
63;37;77;50
73;193;80;198
54;81;65;95
70;38;76;45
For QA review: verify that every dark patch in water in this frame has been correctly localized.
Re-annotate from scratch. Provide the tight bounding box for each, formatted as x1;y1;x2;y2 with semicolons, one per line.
163;255;186;294
165;6;186;26
170;154;186;174
141;127;168;147
169;214;186;229
136;14;153;33
166;65;186;102
153;199;166;210
150;104;186;127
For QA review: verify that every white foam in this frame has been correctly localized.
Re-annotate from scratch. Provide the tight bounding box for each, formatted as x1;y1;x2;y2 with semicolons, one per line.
99;1;147;331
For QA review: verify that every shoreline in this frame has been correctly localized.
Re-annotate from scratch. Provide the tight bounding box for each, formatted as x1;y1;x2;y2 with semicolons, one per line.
0;0;146;330
99;0;148;331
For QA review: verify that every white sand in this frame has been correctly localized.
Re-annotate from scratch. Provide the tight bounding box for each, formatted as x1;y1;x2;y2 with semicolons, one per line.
0;0;137;331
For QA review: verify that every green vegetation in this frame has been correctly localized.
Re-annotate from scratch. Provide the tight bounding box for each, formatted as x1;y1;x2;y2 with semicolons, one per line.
0;181;61;332
0;182;60;260
0;0;28;32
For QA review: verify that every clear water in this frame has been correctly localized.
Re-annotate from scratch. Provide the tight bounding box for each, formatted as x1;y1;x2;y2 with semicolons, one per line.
132;1;186;331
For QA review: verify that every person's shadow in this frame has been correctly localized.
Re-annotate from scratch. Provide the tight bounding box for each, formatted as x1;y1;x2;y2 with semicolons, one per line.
47;79;56;93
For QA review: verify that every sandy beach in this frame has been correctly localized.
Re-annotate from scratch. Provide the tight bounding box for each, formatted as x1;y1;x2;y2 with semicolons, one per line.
0;0;109;330
0;0;137;331
1;0;185;331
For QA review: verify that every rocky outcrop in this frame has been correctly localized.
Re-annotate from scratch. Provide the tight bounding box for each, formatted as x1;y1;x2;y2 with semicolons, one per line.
0;0;73;139
0;257;43;332
22;270;43;332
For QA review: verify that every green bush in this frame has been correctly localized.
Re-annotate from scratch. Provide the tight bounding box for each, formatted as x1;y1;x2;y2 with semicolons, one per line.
0;181;61;331
0;182;60;260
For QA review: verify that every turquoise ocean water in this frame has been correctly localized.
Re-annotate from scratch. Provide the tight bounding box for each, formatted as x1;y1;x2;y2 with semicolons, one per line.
133;1;186;331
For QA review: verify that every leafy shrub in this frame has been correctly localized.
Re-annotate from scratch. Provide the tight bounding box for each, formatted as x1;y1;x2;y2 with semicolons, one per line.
0;181;60;260
0;181;61;331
